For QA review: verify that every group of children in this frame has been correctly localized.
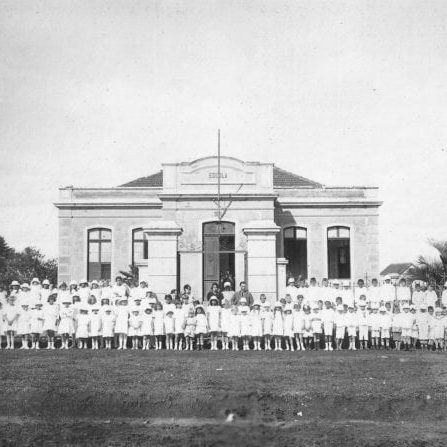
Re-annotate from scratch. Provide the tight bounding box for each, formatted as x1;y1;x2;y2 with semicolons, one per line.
1;275;447;352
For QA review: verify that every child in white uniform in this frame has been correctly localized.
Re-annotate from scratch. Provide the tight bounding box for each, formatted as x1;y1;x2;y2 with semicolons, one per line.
153;302;165;350
302;305;313;350
260;295;272;350
115;300;130;350
164;310;175;350
141;307;153;350
417;305;429;349
4;296;20;350
346;306;358;350
228;306;240;351
272;304;284;351
183;308;197;351
128;309;142;350
89;308;102;350
76;308;90;349
433;308;445;350
58;300;74;349
369;306;380;349
283;305;294;351
18;304;32;349
250;303;263;351
400;304;413;351
293;303;304;351
321;301;334;351
311;306;323;350
334;305;346;350
239;305;251;350
207;297;221;350
101;307;115;349
391;306;402;350
173;301;185;350
43;294;59;349
220;300;232;350
357;302;369;349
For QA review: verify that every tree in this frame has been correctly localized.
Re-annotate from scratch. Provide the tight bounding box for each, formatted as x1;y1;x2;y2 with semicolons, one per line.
409;239;447;291
0;236;58;288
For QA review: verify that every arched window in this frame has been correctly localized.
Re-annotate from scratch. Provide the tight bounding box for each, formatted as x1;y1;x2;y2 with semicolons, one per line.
132;228;148;265
283;226;308;280
327;226;351;279
87;228;112;281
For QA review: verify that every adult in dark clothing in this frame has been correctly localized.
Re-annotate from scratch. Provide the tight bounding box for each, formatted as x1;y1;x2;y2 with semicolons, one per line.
206;282;224;304
231;281;254;307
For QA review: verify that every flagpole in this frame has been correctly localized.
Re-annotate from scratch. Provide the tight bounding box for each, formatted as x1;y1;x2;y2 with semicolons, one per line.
218;129;221;225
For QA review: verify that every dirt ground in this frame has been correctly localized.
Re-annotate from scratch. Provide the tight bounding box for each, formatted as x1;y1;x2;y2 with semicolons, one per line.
1;350;447;446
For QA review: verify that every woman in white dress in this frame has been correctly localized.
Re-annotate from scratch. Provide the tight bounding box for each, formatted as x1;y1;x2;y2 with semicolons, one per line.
4;295;20;350
283;305;294;351
207;297;221;350
228;306;240;351
260;295;272;350
173;301;185;350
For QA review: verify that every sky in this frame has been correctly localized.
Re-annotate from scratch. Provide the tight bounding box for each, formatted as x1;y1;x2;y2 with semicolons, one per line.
0;0;446;268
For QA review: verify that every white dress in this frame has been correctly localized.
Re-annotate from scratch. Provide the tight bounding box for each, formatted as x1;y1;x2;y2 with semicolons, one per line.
195;313;208;334
292;311;304;335
239;313;251;336
4;304;20;332
311;314;323;335
207;306;221;332
89;312;102;337
261;306;272;335
283;313;294;337
227;313;240;338
58;307;74;334
153;310;165;336
432;317;445;339
250;311;263;337
101;313;115;338
220;308;232;334
128;314;142;336
115;307;129;334
173;308;185;334
141;313;153;336
272;312;284;336
42;304;59;332
76;313;90;338
164;315;175;334
321;309;334;335
17;309;32;335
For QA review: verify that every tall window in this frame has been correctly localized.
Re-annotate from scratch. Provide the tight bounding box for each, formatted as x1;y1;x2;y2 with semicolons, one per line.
327;226;351;279
87;228;112;281
132;228;148;265
284;226;308;280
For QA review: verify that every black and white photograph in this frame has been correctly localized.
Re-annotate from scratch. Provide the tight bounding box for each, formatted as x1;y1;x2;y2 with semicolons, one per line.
1;1;447;446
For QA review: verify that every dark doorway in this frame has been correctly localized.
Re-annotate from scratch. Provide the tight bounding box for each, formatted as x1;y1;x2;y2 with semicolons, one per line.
203;221;235;298
283;226;308;280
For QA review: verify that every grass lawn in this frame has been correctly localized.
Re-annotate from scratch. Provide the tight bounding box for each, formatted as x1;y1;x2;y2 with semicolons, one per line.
1;350;447;446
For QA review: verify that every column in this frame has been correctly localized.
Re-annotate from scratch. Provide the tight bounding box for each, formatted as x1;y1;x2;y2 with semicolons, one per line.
143;221;182;297
276;258;289;300
243;220;280;305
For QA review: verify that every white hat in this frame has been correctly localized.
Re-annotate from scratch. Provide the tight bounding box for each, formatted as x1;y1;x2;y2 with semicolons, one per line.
435;307;442;313
31;277;40;284
332;280;340;285
42;279;50;285
419;304;427;310
402;303;410;309
240;297;247;304
252;300;261;307
79;279;88;285
336;304;344;311
410;304;416;311
209;296;219;303
240;306;249;313
379;306;387;312
359;302;366;307
284;304;293;312
91;280;99;286
288;278;295;284
224;281;231;287
10;280;20;287
384;275;391;281
49;289;58;295
21;283;30;289
69;280;78;286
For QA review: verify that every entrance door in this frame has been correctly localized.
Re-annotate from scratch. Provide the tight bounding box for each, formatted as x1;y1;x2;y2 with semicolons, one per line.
203;221;235;298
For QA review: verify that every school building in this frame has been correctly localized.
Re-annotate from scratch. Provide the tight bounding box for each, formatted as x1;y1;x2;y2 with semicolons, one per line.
55;156;382;302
